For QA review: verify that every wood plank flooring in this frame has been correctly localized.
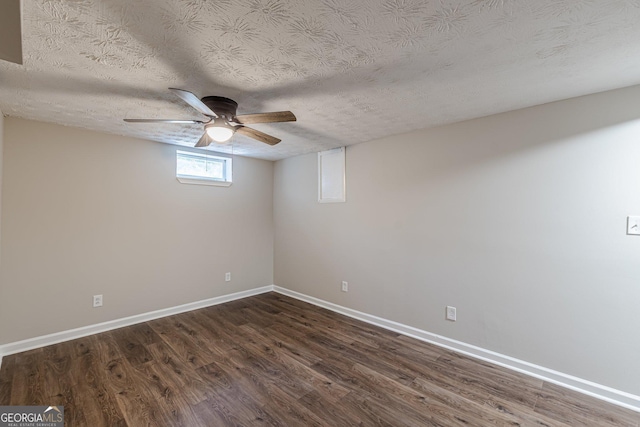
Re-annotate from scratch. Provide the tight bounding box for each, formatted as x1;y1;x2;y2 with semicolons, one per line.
1;292;638;426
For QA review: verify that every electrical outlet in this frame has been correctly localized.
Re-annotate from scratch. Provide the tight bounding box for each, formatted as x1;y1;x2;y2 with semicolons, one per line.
446;306;456;321
93;294;103;308
341;281;348;292
225;272;231;282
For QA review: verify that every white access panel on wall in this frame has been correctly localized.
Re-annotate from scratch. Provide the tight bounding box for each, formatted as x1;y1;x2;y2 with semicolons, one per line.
318;147;346;203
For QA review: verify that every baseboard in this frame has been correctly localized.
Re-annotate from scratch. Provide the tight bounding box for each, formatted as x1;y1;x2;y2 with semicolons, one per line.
3;284;638;412
273;286;640;413
0;285;274;363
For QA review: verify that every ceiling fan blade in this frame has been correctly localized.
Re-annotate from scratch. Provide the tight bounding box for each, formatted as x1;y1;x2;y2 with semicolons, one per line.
124;118;204;124
194;132;212;148
234;111;296;125
169;88;217;118
235;126;281;146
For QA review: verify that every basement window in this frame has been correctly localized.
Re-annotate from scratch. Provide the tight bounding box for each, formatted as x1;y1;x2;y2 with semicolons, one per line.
176;150;232;186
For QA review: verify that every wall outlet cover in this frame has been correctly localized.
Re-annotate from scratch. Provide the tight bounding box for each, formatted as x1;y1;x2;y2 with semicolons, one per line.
225;272;231;282
93;294;103;308
446;306;456;321
341;281;348;292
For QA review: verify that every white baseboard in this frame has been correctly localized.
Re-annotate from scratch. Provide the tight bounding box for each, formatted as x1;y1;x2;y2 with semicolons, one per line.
273;285;640;413
0;286;273;362
2;284;638;413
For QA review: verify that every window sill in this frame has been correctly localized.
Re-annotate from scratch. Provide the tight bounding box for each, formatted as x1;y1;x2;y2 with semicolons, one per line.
177;177;232;187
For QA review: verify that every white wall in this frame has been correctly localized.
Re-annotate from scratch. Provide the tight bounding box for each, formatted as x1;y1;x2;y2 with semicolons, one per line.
0;118;274;344
274;85;640;396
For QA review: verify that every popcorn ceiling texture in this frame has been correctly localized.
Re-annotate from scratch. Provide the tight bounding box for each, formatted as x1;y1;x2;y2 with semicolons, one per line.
1;0;640;160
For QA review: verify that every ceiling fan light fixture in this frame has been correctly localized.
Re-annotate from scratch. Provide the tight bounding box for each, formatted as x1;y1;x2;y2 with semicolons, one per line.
124;89;295;147
205;122;235;142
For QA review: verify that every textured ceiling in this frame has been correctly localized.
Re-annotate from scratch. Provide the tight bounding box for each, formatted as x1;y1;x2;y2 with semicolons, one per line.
1;0;640;160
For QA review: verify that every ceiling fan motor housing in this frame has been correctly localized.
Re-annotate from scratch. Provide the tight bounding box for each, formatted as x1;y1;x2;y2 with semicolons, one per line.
201;96;238;120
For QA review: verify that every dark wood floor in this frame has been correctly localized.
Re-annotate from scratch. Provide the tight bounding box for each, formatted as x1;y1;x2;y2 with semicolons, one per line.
0;292;638;426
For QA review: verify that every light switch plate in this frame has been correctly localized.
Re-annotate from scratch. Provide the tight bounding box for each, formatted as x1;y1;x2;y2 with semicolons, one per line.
627;216;640;235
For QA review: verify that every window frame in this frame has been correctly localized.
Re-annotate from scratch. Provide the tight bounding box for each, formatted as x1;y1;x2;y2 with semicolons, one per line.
176;149;233;187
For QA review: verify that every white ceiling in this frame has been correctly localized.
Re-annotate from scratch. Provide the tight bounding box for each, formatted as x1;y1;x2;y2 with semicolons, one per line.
1;0;640;161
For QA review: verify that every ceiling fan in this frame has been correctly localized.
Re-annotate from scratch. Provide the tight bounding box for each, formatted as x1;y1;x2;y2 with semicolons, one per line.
124;88;296;147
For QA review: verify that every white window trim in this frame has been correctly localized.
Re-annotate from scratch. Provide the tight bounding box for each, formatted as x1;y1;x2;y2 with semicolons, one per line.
176;149;232;186
176;176;232;187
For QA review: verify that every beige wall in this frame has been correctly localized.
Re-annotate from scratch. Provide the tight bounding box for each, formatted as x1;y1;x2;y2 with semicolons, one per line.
274;85;640;396
0;118;274;344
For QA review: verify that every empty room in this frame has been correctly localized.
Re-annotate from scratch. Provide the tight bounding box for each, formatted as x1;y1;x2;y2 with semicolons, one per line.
1;0;640;425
